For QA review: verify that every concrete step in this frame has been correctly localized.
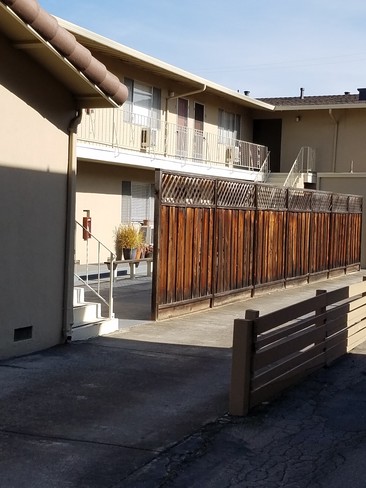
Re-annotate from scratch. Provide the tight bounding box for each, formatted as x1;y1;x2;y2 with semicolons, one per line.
72;318;119;341
73;302;102;326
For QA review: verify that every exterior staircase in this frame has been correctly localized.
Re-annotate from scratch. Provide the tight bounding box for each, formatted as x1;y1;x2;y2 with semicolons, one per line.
266;172;305;188
72;287;119;341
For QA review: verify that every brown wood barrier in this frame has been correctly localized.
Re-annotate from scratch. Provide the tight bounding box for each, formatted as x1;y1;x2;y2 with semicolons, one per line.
230;277;366;416
152;171;362;320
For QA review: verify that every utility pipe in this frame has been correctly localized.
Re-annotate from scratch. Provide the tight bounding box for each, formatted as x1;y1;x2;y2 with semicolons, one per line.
328;109;339;172
62;109;82;342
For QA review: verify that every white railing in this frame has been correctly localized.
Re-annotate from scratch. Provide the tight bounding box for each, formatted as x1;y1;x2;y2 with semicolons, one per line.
78;108;269;171
283;146;316;187
254;151;271;182
74;221;115;320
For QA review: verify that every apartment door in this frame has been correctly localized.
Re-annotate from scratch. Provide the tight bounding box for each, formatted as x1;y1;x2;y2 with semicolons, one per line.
253;119;282;172
177;98;188;158
194;103;204;160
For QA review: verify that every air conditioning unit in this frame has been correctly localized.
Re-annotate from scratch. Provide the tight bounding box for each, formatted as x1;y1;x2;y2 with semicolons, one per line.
140;128;157;151
225;146;240;164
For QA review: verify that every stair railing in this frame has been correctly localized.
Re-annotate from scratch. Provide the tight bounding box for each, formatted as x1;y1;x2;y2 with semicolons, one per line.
283;146;315;187
74;221;115;319
254;151;271;182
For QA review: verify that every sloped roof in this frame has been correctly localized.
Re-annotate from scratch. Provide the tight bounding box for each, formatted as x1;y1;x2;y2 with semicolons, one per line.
258;93;366;110
0;0;128;108
59;18;275;112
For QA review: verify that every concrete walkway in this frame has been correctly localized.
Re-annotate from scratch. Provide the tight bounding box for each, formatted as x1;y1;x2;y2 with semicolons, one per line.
1;271;366;487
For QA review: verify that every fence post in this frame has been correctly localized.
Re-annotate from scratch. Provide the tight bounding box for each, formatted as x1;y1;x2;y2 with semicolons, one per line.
316;289;327;365
229;309;259;416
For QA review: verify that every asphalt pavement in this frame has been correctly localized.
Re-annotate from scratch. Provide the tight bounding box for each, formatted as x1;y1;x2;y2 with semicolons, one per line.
1;270;366;487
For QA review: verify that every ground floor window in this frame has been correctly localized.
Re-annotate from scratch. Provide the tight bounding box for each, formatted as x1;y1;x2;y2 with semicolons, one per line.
121;180;154;224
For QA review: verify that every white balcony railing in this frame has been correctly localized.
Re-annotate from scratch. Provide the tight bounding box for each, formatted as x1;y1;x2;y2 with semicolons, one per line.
78;108;269;171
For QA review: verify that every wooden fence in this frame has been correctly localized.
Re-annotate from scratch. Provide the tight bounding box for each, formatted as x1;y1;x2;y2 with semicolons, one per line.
230;277;366;416
152;171;362;320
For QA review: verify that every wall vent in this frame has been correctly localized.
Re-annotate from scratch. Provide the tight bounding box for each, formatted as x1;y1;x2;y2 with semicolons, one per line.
14;326;33;342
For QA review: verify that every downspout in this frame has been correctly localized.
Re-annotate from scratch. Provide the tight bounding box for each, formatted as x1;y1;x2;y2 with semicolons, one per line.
328;109;339;172
62;109;83;341
164;84;207;156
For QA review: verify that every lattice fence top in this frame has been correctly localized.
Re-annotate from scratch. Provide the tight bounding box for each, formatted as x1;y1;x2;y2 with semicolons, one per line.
287;189;313;211
216;180;256;208
159;172;362;213
311;192;332;212
161;173;215;206
332;193;349;213
348;195;363;213
257;185;287;210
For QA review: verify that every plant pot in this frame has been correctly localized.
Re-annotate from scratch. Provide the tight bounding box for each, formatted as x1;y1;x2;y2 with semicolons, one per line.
123;248;137;260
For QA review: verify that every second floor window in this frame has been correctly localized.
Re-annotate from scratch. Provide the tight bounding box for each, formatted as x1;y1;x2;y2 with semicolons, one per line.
124;78;161;129
218;109;241;144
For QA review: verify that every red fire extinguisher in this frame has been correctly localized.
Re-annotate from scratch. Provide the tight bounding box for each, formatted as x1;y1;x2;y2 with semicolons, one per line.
82;210;92;240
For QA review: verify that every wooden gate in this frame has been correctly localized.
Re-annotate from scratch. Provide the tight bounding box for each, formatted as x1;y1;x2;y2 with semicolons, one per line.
152;171;362;320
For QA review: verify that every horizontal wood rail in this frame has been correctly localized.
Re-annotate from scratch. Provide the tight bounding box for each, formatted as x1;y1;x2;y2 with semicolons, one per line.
230;276;366;416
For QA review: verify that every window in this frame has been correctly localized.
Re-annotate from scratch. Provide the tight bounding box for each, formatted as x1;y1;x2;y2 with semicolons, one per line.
121;181;155;224
124;78;161;128
218;109;241;144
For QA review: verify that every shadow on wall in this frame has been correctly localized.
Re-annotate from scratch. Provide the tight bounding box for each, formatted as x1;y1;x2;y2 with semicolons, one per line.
0;31;75;132
0;165;70;358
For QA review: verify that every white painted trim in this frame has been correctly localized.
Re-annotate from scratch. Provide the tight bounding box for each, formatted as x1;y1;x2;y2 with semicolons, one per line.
76;144;260;181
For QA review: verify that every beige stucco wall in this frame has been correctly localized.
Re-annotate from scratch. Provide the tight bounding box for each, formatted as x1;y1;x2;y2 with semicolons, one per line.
318;173;366;268
82;50;254;143
75;161;154;263
252;107;366;174
0;32;75;359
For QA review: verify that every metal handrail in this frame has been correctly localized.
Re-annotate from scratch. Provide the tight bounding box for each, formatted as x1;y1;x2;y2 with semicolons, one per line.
283;146;316;187
78;107;269;171
74;221;115;319
254;151;271;182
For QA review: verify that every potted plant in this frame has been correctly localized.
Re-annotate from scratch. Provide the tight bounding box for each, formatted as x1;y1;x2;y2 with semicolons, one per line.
114;224;143;260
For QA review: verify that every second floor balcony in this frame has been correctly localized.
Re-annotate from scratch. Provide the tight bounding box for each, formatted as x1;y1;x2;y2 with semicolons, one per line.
78;108;269;175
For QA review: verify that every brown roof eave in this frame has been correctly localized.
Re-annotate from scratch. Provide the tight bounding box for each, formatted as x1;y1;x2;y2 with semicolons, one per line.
0;0;128;108
270;103;366;111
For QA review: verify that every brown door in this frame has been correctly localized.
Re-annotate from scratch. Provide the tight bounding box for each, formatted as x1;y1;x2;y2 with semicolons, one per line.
194;103;204;160
253;119;282;172
177;98;188;157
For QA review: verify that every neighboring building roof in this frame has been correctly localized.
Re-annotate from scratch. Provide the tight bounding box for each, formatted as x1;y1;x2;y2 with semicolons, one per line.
0;0;128;108
58;18;275;113
258;90;366;111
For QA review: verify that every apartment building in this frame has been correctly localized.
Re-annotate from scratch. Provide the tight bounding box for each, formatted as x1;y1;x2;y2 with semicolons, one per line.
57;20;275;263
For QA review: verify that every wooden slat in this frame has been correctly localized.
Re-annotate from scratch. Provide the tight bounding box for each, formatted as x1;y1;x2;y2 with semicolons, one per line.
192;208;202;298
250;351;325;408
253;325;326;371
326;281;366;305
252;342;325;391
158;205;169;306
175;207;186;302
183;207;194;300
256;312;326;348
255;293;326;333
166;206;178;303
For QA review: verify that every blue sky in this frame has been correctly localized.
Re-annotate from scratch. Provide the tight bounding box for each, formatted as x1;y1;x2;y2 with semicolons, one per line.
40;0;366;98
